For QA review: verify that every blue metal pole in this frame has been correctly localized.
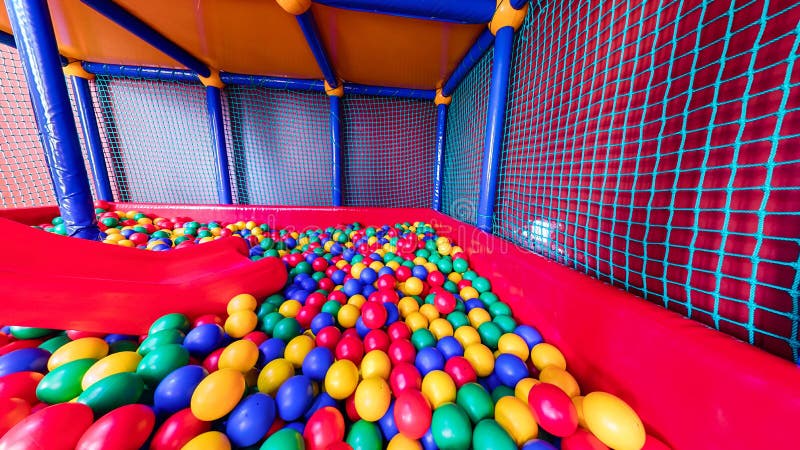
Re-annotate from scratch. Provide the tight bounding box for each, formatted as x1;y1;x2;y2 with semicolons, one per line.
221;72;326;91
206;86;233;204
70;75;114;201
0;30;16;48
442;29;495;96
476;26;515;233
79;0;210;77
344;83;436;101
313;0;495;23
82;62;198;83
432;103;447;211
5;0;100;239
296;11;338;88
329;95;343;206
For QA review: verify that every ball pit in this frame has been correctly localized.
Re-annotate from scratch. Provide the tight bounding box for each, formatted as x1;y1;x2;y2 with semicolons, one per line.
0;207;654;449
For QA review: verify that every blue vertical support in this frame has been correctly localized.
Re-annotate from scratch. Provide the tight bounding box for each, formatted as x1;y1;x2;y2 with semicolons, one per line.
476;25;516;232
68;65;114;202
328;85;344;206
203;74;233;204
5;0;100;239
432;91;450;211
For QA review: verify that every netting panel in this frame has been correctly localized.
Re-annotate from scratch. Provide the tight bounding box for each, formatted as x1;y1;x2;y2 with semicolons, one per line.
225;86;332;205
342;96;437;208
0;46;55;207
95;76;219;204
441;48;493;223
495;0;800;360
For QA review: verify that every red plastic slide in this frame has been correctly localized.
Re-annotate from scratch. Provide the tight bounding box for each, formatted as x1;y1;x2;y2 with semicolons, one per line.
0;217;287;334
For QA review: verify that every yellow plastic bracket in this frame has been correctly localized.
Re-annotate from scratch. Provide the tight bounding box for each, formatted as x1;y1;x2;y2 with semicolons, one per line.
325;80;344;97
63;61;94;80
489;0;529;35
275;0;311;15
199;69;224;89
434;89;452;106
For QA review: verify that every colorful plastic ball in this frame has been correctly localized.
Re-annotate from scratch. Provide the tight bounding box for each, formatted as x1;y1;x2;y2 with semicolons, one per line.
338;304;361;329
377;400;399;439
539;366;580;398
310;312;336;334
493;315;518;334
0;371;44;404
149;313;191;335
36;358;95;404
494;353;529;387
433;292;457;314
388;322;412;341
428;318;454;340
411;329;437;350
436;336;463;359
47;337;108;372
354;377;392;422
388;339;416;366
136;344;189;386
138;328;185;356
561;429;610;450
394;389;432;440
403;278;424;296
421;370;456;409
226;393;276;447
0;402;94;450
347;419;383;450
304;406;346;450
388;434;423;450
191;368;245;421
498;332;530;361
361;350;392;380
154;364;207;414
528;382;579;438
336;335;365;365
325;359;360;400
228;293;258;314
472;419;517;450
521;439;559;450
431;402;472;449
183;324;225;357
443;356;477;387
316;326;342;351
463;343;495;377
218;339;259;373
75;404;155;450
582;392;646;450
273;317;303;342
0;397;29;437
495;395;539;445
515;378;539;403
285;335;316;368
225;310;258;338
364;329;391;353
77;372;144;416
453;326;481;348
389;362;422;397
276;375;315;421
259;338;286;364
303;346;334;381
456;382;494;424
361;302;388;329
182;431;231;450
415;347;445;375
530;343;567;371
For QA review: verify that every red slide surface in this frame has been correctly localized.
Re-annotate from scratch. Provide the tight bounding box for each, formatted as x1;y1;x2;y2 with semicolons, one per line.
0;217;287;334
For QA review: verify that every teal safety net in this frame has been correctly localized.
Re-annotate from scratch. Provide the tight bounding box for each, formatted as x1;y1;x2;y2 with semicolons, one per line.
442;48;493;223
94;75;221;204
342;95;437;208
494;0;800;361
225;86;331;205
0;45;56;207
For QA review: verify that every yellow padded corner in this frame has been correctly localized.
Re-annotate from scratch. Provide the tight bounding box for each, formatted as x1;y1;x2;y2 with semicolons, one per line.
490;0;529;35
199;69;224;88
325;80;344;97
63;61;94;80
434;89;451;106
275;0;311;15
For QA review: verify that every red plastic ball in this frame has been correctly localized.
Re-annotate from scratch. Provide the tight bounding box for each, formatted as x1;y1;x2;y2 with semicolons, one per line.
325;266;338;278
0;371;43;404
364;330;390;353
456;279;472;290
560;429;609;450
361;302;388;329
389;363;422;397
304;407;345;450
202;347;224;373
388;339;416;366
394;389;432;440
344;394;360;422
374;289;399;304
444;356;477;387
376;275;396;290
427;271;445;286
336;336;365;365
306;292;327;308
433;292;457;315
312;258;329;272
328;291;348;304
318;278;335;292
194;314;224;327
296;305;320;329
66;330;105;340
316;326;342;351
342;328;360;340
395;266;412;282
266;418;287;438
242;331;268;346
528;383;579;438
327;442;353;450
388;322;412;341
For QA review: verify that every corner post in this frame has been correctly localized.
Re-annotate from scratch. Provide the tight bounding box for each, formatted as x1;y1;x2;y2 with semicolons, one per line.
201;70;233;204
433;89;451;211
326;81;344;206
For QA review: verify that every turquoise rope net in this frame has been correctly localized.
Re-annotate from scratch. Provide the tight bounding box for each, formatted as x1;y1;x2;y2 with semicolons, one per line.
491;0;800;361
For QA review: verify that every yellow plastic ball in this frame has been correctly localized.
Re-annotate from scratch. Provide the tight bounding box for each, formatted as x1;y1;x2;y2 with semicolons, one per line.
218;339;259;373
354;377;391;422
405;312;429;332
386;261;400;270
498;333;530;361
351;262;367;279
48;337;109;371
514;377;540;404
336;260;348;269
459;286;479;300
412;257;427;266
81;351;141;390
450;246;464;256
572;395;588;428
278;300;302;318
387;434;423;450
467;308;491;328
421;370;456;409
257;358;294;395
227;294;257;314
104;228;121;235
447;272;462;283
453;326;481;348
360;350;391;380
338;304;360;329
325;359;360;400
437;243;452;255
494;396;537;445
583;392;646;450
464;343;495;377
398;297;419;317
118;239;136;247
284;335;315;368
539;366;580;398
181;431;231;450
419;304;440;322
429;318;454;339
530;343;567;371
191;369;245;421
403;277;424;296
224;310;258;338
424;262;438;273
369;261;384;272
348;294;366;308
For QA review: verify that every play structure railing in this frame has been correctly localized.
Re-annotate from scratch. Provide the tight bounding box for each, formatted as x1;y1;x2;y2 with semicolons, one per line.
0;0;798;365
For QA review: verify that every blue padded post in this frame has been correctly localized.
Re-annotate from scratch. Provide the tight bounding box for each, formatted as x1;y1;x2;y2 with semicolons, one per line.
314;0;495;23
80;0;211;77
296;11;338;88
432;103;447;211
221;72;326;91
442;29;495;96
344;83;436;101
0;30;16;48
206;86;233;204
82;62;198;83
70;75;114;201
330;95;343;206
476;26;514;233
5;0;100;239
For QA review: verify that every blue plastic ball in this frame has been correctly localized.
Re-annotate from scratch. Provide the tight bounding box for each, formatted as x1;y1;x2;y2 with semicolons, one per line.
286;422;305;435
331;270;346;285
378;267;395;277
302;347;333;381
304;392;338;421
494;353;528;387
384;303;399;325
422;428;439;450
464;299;485;312
521;439;558;450
310;312;336;334
514;325;544;349
415;347;445;376
226;393;276;447
355;317;370;338
378;400;398;440
360;268;378;284
259;338;286;364
154;365;207;414
183;324;224;357
343;279;363;297
362;285;377;298
0;348;50;376
276;375;314;421
436;336;463;359
301;278;317;292
412;265;428;280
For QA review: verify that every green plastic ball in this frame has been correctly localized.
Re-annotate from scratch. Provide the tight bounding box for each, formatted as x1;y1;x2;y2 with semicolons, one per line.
411;329;437;350
431;403;472;449
456;383;494;424
346;419;383;450
273;317;302;342
472;419;517;450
